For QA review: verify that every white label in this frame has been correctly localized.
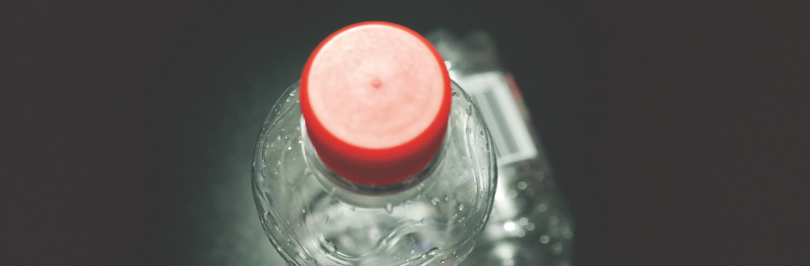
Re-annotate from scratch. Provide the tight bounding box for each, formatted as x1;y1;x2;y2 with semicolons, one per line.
453;72;538;166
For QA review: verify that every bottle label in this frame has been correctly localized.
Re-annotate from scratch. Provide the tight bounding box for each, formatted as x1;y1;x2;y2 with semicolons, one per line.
453;72;538;166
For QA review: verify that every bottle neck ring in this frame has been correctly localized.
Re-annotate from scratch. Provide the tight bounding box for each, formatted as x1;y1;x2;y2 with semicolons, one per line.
301;116;451;207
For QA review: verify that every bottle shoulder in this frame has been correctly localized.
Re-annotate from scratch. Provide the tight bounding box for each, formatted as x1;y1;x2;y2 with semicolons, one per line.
252;82;499;266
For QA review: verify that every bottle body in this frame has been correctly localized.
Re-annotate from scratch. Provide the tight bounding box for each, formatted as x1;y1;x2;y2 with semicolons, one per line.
253;82;497;266
428;30;575;266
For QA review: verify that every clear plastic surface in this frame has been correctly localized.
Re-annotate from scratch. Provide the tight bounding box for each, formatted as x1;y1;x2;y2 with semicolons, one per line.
428;29;575;266
252;81;497;266
463;159;574;266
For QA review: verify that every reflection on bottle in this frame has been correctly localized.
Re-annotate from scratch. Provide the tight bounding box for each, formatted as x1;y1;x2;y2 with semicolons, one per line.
428;29;575;266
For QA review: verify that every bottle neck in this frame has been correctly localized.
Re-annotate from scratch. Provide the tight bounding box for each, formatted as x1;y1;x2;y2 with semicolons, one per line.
300;116;450;208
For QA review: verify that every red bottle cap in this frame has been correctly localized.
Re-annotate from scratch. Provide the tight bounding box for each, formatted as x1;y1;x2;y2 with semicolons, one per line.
301;22;451;186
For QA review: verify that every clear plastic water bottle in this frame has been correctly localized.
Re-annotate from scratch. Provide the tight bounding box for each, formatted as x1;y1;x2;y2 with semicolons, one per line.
427;29;575;266
252;22;498;266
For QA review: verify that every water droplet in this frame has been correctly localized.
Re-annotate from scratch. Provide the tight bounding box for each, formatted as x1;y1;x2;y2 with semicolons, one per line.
537;203;548;212
540;235;550;244
350;206;356;211
563;228;574;239
301;209;306;214
549;216;559;225
408;253;422;261
518;217;528;225
552;242;564;254
427;247;438;256
504;221;516;231
287;146;292;150
507;190;518;198
444;196;450;202
431;197;440;205
535;172;545;181
526;223;535;231
517;181;527;190
441;260;446;264
385;203;393;214
458;204;464;211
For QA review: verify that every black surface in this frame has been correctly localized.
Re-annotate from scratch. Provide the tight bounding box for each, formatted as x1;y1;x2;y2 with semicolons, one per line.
3;1;809;265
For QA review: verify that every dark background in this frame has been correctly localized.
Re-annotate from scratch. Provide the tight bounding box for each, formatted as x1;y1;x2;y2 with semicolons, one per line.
2;1;808;265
